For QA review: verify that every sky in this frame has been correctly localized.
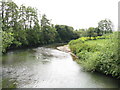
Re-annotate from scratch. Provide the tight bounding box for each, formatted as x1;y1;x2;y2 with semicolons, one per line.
13;0;119;30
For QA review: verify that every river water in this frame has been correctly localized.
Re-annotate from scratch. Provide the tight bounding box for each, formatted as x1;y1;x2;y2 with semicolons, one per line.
2;45;120;88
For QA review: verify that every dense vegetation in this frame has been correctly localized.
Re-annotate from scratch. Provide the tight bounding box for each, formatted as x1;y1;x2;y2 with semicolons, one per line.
1;1;78;53
1;1;115;54
1;1;114;54
69;32;120;78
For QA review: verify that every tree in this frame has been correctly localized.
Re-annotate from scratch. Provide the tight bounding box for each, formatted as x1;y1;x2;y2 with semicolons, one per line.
86;27;97;37
1;1;5;30
2;28;14;53
1;0;79;53
98;19;113;34
41;14;50;27
76;29;87;37
55;25;75;42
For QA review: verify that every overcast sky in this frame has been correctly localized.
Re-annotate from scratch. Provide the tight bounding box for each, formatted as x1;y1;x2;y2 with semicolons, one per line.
13;0;119;30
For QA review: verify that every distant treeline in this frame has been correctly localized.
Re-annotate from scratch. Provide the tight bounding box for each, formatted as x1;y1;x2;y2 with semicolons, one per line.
1;1;113;53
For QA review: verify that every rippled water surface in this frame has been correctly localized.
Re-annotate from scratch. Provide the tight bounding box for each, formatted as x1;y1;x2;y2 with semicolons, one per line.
2;45;120;88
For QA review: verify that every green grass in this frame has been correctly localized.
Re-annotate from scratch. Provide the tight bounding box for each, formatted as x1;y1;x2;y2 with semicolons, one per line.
85;39;109;47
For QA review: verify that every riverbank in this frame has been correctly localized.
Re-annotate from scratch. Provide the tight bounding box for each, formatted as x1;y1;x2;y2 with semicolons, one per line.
3;43;67;55
2;44;120;88
57;45;78;59
57;45;70;53
68;32;120;79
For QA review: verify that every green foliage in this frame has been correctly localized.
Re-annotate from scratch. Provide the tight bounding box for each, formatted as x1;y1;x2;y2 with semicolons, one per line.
75;19;113;38
55;25;78;42
98;19;113;34
41;14;51;27
13;30;28;47
1;1;77;53
69;32;120;78
87;27;97;37
75;27;100;38
2;30;14;53
75;29;87;37
40;26;58;44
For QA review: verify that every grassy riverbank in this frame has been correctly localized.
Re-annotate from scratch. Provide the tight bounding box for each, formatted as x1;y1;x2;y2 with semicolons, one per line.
69;32;120;78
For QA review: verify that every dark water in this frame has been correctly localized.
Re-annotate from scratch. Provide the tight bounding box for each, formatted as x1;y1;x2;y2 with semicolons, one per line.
2;45;120;88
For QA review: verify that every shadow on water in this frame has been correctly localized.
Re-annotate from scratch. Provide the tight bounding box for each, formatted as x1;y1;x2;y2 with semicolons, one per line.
81;71;120;88
2;44;120;88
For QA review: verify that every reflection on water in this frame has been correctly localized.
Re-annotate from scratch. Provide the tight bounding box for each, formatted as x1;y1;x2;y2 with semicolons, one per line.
2;46;120;88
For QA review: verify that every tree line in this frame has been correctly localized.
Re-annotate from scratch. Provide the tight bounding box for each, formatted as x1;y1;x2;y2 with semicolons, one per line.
1;1;79;53
76;19;113;37
1;1;113;53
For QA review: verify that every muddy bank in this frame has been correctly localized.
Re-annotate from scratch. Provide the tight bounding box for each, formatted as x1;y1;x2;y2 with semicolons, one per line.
57;45;78;59
57;45;70;52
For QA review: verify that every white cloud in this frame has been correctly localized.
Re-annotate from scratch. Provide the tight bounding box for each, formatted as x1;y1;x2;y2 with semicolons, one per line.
13;0;119;30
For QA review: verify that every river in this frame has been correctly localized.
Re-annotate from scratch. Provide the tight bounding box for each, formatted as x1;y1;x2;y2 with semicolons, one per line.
2;45;120;88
